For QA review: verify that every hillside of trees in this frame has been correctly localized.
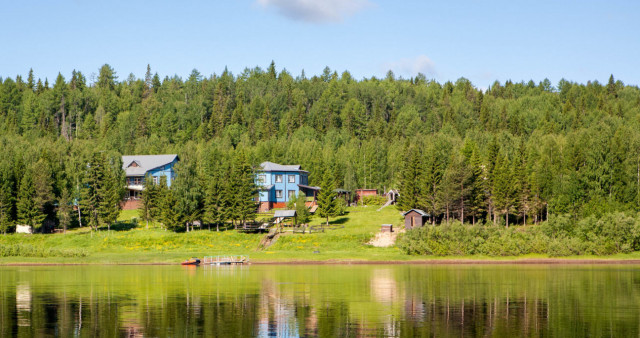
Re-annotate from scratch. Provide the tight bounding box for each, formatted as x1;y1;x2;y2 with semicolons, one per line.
0;62;639;233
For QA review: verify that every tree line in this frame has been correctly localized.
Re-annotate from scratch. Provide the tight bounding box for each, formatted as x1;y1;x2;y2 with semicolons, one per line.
0;62;639;232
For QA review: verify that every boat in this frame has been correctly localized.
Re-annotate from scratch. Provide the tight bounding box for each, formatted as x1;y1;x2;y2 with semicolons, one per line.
181;257;201;265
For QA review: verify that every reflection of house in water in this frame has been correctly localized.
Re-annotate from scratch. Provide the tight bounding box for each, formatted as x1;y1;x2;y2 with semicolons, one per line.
258;277;297;337
371;268;399;305
16;283;31;327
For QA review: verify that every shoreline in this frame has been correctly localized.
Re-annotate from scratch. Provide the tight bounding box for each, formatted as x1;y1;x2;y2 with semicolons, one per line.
3;258;640;266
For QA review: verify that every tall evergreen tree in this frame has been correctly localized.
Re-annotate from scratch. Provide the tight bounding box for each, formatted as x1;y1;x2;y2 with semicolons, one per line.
233;151;257;228
317;167;338;227
467;150;486;225
0;163;15;234
57;186;73;233
138;174;156;229
17;169;45;231
397;147;423;211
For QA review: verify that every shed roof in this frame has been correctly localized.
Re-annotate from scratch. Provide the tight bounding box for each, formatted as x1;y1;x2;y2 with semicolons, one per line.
259;161;308;173
402;209;429;217
274;210;296;218
122;154;178;177
298;184;321;191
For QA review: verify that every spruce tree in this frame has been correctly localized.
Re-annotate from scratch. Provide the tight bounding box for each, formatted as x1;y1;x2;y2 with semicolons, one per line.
397;147;423;211
295;193;311;224
80;153;101;232
0;164;14;234
57;186;73;233
233;151;257;228
97;154;124;231
317;168;338;227
492;154;517;227
467;150;486;225
17;169;45;231
138;174;155;229
204;169;224;231
172;157;203;232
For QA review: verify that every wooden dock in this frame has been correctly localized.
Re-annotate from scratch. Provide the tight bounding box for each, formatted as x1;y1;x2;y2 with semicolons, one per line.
202;255;248;265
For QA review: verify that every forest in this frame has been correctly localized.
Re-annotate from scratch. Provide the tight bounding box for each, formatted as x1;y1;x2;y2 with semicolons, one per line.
0;62;639;234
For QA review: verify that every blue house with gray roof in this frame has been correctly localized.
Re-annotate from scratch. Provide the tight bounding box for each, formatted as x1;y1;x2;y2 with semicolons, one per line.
121;154;179;209
256;161;319;212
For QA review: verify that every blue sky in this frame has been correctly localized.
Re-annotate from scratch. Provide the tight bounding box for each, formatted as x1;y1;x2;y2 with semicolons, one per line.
1;0;638;88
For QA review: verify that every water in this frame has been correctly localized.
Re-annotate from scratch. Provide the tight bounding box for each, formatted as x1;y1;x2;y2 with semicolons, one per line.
1;264;639;337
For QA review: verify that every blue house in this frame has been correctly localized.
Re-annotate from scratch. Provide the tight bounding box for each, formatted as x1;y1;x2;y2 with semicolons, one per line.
256;161;319;212
121;154;179;209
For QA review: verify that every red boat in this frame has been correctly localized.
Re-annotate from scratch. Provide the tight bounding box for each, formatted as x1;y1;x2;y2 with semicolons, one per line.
181;257;201;265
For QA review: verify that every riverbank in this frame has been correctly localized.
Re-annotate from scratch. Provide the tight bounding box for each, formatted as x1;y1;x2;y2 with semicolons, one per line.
3;206;640;265
3;254;640;265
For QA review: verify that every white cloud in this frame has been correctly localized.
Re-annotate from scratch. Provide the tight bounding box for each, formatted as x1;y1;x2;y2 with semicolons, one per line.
384;55;437;78
256;0;372;23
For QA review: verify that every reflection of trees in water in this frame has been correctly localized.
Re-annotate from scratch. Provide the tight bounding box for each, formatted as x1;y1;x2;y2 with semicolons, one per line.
0;266;639;336
400;295;549;337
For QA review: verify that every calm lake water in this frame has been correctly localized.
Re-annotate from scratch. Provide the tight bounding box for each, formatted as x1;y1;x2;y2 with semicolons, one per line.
1;264;639;337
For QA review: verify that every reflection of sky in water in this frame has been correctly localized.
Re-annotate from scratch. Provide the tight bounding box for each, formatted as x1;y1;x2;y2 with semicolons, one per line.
1;265;639;337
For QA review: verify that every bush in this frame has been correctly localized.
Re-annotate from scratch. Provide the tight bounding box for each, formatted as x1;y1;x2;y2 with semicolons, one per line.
0;244;88;258
397;212;640;257
361;195;386;206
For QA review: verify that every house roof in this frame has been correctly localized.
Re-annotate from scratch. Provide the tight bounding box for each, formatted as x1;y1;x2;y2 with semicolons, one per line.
298;184;321;191
121;154;178;177
402;209;429;217
259;161;308;173
274;210;296;218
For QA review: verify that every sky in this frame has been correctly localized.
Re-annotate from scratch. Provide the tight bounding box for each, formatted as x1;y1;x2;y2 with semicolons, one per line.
1;0;639;89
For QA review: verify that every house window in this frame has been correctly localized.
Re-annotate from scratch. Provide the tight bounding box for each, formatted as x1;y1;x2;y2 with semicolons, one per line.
128;177;143;185
258;175;266;183
275;175;283;183
276;190;283;198
288;175;295;183
301;175;307;185
288;190;296;199
153;176;159;185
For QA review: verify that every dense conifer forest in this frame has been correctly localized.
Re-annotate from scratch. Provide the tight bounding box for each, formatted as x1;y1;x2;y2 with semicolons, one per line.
1;62;639;235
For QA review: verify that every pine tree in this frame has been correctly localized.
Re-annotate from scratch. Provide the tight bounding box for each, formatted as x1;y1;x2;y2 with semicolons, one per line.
317;167;338;227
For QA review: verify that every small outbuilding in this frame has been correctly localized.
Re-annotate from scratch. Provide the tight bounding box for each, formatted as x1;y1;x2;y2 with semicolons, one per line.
274;210;297;226
403;209;429;230
355;189;377;205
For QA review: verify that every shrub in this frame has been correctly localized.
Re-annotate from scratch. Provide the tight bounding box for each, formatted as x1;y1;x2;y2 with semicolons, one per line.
0;244;88;258
398;212;640;257
361;195;386;206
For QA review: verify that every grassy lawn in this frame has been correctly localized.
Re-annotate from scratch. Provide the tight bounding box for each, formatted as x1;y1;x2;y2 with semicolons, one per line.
0;205;408;263
3;205;640;264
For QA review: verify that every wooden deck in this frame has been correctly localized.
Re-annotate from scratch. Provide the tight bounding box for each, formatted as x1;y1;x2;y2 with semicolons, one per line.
202;255;248;265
